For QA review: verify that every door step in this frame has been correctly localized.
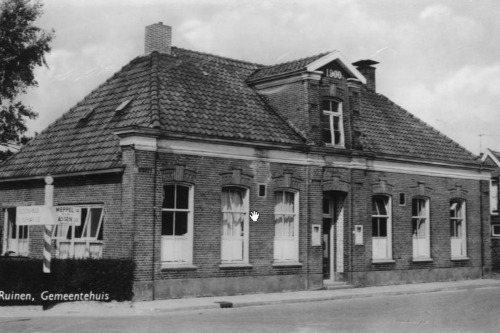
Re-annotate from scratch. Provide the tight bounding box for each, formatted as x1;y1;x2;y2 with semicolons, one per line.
322;281;353;290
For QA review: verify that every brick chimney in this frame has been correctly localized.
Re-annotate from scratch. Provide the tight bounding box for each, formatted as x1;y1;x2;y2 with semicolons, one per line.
145;22;172;55
352;60;379;92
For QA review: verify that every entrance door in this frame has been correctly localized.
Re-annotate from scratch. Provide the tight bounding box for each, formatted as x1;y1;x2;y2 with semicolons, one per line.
322;197;335;281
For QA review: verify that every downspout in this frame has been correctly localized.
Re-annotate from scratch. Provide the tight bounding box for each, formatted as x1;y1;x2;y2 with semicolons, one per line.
152;151;158;299
479;164;485;277
305;163;310;289
349;168;354;285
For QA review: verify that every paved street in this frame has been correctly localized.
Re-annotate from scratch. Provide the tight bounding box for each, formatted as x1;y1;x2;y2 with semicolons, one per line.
2;286;500;333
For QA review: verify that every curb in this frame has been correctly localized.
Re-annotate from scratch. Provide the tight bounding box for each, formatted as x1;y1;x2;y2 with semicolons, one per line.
146;281;500;313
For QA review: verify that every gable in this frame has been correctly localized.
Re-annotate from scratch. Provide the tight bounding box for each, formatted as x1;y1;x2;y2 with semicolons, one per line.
481;149;500;168
306;51;366;84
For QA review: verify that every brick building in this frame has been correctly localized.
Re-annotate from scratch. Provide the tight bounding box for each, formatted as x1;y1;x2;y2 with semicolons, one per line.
481;149;500;269
0;23;492;300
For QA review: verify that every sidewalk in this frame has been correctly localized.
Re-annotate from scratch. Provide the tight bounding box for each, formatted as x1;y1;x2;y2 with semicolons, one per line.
2;278;500;317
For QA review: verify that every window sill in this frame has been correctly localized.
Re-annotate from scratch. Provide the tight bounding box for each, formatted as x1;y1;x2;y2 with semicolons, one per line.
412;258;433;263
325;143;345;149
161;263;197;271
451;256;470;261
272;261;303;268
219;262;253;269
372;259;396;264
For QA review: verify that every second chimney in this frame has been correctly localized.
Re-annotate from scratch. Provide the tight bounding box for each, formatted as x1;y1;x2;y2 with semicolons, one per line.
352;59;379;92
145;22;172;55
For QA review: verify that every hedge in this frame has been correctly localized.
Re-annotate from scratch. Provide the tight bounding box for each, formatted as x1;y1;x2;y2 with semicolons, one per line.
0;258;135;306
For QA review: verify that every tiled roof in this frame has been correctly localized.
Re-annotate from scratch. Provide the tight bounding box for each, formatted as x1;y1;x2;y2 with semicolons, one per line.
152;48;305;143
0;46;480;179
247;52;328;82
0;49;305;179
357;89;478;164
0;56;153;179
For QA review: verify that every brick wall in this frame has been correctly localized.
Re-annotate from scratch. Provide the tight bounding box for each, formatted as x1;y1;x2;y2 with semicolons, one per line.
129;151;317;285
0;174;123;259
346;170;489;277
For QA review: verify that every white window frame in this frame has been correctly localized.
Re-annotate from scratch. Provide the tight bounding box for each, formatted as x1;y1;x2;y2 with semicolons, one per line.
450;200;467;259
492;225;500;237
491;178;498;215
274;190;299;262
2;207;29;256
53;205;104;259
221;186;249;264
372;195;392;261
412;197;431;260
322;99;344;147
161;183;194;266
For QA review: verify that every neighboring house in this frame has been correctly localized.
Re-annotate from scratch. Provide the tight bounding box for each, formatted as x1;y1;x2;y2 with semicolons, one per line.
481;149;500;269
0;23;492;300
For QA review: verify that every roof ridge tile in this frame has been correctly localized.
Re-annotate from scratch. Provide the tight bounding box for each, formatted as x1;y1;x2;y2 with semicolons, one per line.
149;52;162;129
172;47;263;69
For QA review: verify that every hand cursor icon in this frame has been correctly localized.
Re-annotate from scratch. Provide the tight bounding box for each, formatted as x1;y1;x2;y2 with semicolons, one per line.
250;211;260;222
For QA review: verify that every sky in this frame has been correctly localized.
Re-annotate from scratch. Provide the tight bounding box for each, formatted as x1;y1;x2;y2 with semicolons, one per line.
19;0;500;155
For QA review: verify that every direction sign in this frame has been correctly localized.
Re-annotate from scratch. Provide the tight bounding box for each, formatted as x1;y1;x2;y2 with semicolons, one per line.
55;206;81;226
16;205;82;226
16;206;55;225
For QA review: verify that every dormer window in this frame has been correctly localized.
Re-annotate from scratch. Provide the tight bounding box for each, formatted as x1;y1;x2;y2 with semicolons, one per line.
322;99;344;147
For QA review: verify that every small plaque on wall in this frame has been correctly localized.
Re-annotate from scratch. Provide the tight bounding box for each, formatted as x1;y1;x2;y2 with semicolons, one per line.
311;225;321;246
354;225;363;245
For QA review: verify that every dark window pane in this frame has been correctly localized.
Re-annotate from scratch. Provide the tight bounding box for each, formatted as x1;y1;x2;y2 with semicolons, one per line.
379;218;387;237
162;211;174;235
259;184;266;197
450;221;455;237
8;208;16;239
322;100;331;111
97;221;103;241
323;129;332;144
331;101;339;112
176;185;189;209
372;196;387;215
20;225;28;239
89;208;103;238
334;131;341;145
372;218;379;236
323;198;330;215
412;199;418;216
333;116;340;130
399;193;405;205
163;185;175;208
175;212;188;235
412;218;418;235
75;208;87;239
